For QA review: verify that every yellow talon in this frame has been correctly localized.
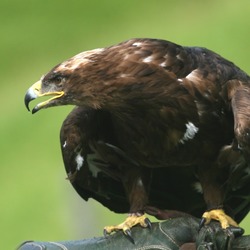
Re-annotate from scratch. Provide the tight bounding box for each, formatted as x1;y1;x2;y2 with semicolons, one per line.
104;214;149;235
202;209;238;229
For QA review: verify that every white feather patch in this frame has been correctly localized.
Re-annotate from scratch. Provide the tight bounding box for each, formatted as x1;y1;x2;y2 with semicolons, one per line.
185;69;200;82
192;181;203;194
180;122;199;144
75;153;84;171
143;55;154;63
132;42;142;47
57;48;104;71
160;61;167;67
87;153;104;178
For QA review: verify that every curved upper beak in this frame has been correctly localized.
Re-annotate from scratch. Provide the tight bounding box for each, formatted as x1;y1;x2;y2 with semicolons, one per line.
24;80;64;114
24;80;42;113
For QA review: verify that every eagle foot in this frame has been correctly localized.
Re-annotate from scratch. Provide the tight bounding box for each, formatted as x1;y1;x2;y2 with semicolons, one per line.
200;209;238;229
103;214;151;243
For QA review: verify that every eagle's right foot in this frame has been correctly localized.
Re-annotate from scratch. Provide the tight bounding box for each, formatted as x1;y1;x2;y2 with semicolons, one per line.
103;213;151;243
200;209;238;230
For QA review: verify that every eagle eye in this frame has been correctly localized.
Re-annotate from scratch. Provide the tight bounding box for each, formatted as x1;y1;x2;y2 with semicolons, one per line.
50;74;66;87
53;75;64;84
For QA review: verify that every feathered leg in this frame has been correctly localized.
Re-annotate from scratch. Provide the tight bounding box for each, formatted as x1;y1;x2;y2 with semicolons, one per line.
104;168;151;242
198;150;239;229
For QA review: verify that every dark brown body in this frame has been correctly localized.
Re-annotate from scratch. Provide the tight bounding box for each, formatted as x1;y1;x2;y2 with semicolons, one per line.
60;105;250;223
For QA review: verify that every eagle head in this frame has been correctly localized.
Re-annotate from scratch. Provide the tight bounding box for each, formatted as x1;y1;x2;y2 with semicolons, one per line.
24;48;105;113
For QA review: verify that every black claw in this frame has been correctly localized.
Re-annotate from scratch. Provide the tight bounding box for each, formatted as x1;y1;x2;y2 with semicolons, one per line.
124;229;135;244
144;218;152;229
103;229;109;238
199;217;206;231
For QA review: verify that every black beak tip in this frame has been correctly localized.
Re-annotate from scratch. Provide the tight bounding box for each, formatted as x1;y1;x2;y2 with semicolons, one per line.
24;91;33;112
31;106;39;114
26;106;30;112
24;97;31;112
24;89;37;113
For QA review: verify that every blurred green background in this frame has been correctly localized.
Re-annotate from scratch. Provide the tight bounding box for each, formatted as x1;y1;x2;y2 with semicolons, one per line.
1;0;250;249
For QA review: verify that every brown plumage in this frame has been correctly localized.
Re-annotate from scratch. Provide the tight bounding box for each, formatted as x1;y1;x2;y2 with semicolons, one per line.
25;38;250;235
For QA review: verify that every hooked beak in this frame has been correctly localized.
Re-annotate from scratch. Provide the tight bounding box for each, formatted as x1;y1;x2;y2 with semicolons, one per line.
24;80;64;114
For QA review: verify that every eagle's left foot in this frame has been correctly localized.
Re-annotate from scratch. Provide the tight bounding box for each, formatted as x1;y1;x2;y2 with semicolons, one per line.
200;209;238;229
103;214;151;243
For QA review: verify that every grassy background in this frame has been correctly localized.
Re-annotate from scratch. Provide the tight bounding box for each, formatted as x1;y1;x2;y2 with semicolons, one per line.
1;1;250;249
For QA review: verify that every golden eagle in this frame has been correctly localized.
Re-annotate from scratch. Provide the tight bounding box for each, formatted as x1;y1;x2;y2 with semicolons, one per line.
25;38;250;238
